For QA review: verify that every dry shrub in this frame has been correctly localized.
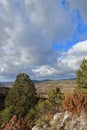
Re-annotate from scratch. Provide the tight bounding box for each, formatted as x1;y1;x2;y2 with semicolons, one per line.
63;91;87;115
0;115;31;130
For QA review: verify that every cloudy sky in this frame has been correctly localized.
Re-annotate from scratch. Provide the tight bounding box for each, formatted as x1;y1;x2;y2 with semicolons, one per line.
0;0;87;81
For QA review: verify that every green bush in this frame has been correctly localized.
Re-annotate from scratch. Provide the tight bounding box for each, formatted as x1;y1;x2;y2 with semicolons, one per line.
48;86;64;113
26;107;38;126
0;107;11;126
35;116;50;128
37;100;51;116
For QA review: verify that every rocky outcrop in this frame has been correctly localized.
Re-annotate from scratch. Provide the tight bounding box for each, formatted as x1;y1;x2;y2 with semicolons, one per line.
32;110;87;130
1;110;87;130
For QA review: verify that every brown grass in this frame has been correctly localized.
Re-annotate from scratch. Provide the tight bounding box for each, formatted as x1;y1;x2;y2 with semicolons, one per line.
35;79;76;98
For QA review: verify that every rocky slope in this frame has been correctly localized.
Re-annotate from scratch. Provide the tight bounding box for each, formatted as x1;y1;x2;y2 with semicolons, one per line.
32;110;87;130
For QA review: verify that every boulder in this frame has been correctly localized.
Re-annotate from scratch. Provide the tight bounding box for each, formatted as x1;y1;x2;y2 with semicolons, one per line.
32;126;44;130
62;111;71;123
53;113;64;120
32;110;87;130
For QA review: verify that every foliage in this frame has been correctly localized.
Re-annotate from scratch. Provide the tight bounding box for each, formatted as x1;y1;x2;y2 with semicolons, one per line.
0;107;11;126
76;58;87;89
26;106;38;126
5;73;37;119
63;91;87;114
35;116;49;128
48;86;64;113
28;87;64;125
0;115;31;130
0;93;6;111
37;100;51;116
26;99;52;126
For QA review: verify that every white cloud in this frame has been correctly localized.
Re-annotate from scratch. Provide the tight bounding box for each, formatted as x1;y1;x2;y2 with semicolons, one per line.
32;66;56;77
68;41;87;55
57;40;87;75
0;0;87;80
32;41;87;79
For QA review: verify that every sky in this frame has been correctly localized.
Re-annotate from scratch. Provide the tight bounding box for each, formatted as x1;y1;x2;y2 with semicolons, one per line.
0;0;87;81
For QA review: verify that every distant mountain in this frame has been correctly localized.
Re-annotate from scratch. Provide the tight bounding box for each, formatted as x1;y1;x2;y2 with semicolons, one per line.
58;78;76;81
0;78;76;88
0;82;13;88
0;82;5;87
0;79;53;87
33;79;53;83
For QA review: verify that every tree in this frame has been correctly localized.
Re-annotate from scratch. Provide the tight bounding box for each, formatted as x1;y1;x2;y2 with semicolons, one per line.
48;86;64;113
76;58;87;89
5;73;37;118
0;93;6;111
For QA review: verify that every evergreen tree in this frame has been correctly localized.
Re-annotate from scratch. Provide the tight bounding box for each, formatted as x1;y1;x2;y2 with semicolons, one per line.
48;86;64;112
76;58;87;89
5;73;37;118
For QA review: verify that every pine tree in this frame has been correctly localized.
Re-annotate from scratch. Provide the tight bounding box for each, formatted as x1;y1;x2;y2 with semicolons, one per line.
5;73;37;118
76;58;87;89
48;87;64;112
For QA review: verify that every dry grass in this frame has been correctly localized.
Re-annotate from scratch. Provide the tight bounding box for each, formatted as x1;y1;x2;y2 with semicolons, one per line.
35;79;76;98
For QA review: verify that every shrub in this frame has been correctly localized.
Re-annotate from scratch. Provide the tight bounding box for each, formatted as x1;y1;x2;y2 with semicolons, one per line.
48;87;64;113
37;100;51;116
0;115;31;130
35;116;50;128
63;91;87;114
0;107;11;126
26;106;38;126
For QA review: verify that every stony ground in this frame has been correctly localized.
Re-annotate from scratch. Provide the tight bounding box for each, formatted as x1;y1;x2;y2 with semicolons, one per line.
32;110;87;130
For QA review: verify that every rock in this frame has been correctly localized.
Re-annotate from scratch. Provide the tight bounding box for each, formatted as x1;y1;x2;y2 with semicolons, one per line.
71;111;87;130
80;109;87;125
50;113;64;130
32;126;37;130
53;113;63;120
62;111;71;123
43;124;48;129
50;112;64;126
32;125;46;130
32;126;40;130
50;120;57;126
32;110;87;130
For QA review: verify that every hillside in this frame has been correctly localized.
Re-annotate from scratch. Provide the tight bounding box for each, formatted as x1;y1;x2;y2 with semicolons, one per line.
35;79;76;98
0;79;76;98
